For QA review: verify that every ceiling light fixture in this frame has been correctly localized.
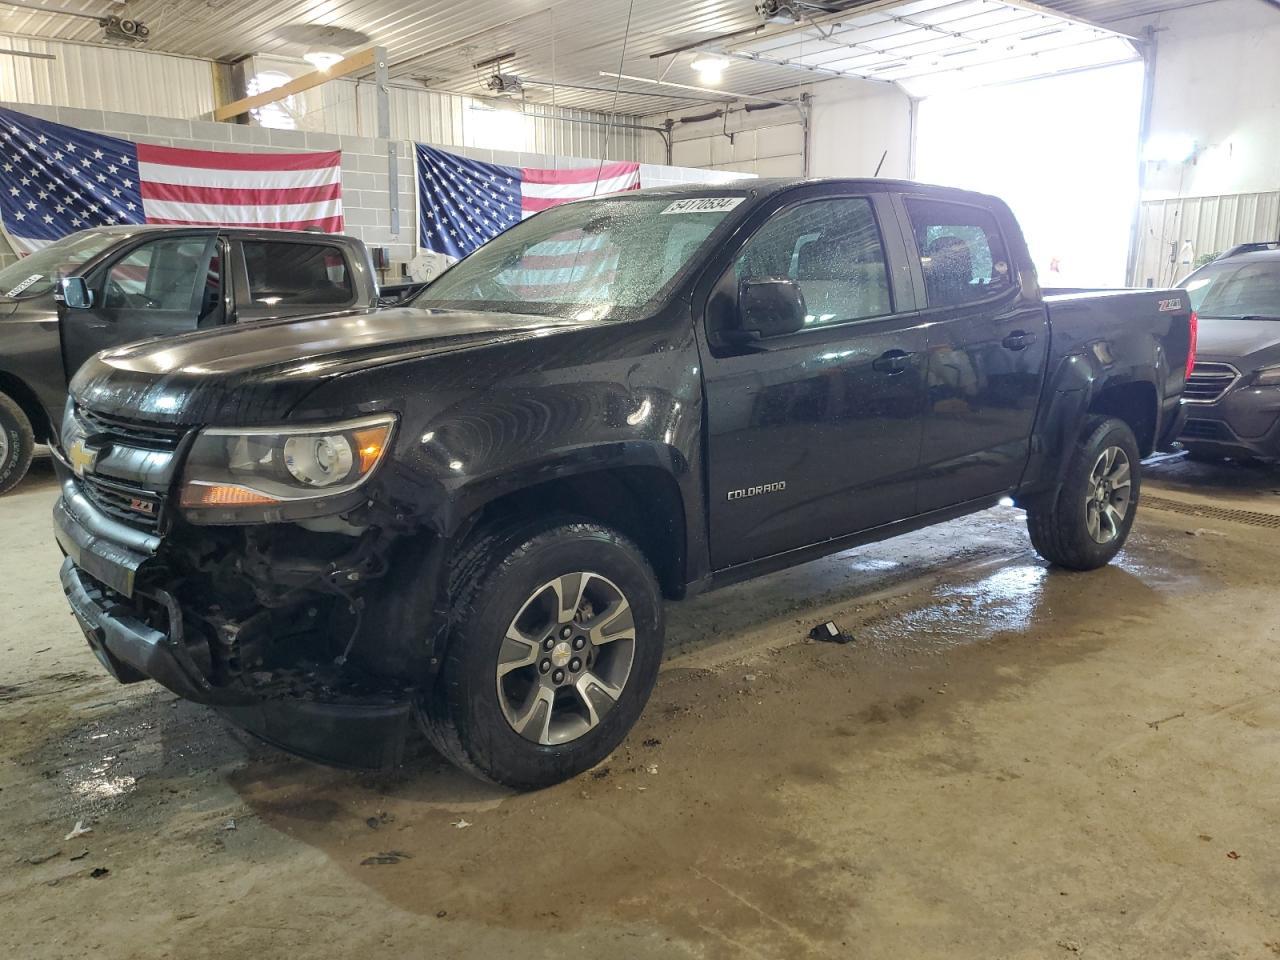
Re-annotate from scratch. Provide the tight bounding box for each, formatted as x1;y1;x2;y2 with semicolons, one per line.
690;56;728;84
303;50;344;72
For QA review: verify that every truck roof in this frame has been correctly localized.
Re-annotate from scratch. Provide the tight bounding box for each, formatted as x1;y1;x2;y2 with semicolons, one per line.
628;176;1005;208
80;224;359;243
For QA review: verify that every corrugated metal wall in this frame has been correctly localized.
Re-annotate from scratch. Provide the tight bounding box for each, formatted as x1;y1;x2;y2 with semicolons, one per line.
235;55;646;160
0;40;649;158
0;35;215;119
1132;192;1280;287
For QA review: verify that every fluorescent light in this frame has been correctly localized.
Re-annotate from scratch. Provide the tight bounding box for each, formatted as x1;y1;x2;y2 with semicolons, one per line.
691;57;727;84
303;51;344;72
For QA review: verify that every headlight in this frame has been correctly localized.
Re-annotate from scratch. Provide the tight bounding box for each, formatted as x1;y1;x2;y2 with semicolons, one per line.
1255;365;1280;386
179;414;396;516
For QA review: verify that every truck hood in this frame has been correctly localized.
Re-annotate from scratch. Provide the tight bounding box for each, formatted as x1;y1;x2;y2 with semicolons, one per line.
1196;316;1280;369
70;306;598;425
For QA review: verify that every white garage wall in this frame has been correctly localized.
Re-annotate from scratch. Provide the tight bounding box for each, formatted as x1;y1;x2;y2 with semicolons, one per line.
1114;0;1280;201
1113;0;1280;284
808;80;913;180
644;102;808;177
642;78;912;181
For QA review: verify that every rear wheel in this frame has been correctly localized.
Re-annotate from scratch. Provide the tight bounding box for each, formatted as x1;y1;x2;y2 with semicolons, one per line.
1026;416;1141;571
417;518;664;790
0;393;35;496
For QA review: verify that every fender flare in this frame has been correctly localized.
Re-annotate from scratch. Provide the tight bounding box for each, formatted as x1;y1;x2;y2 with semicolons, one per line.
433;439;695;542
1019;350;1160;500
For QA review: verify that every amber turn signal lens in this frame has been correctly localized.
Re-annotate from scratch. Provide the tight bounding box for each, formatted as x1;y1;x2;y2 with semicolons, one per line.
352;423;392;475
180;481;281;509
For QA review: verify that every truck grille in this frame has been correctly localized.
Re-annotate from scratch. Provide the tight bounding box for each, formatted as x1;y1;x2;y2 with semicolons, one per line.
1183;362;1241;404
74;407;188;532
77;405;187;450
80;472;164;533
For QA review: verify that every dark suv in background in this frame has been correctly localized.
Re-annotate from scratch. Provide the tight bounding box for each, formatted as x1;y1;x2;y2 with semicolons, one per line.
1178;242;1280;462
0;227;379;493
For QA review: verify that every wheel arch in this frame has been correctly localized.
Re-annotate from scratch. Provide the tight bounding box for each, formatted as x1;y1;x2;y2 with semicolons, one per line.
447;457;691;601
1018;352;1161;502
1087;380;1159;457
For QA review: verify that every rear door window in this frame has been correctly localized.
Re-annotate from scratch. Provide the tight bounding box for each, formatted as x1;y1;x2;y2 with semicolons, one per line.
241;241;354;308
905;199;1013;308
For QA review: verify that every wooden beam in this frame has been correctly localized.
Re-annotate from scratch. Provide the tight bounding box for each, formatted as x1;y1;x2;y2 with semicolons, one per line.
214;47;378;122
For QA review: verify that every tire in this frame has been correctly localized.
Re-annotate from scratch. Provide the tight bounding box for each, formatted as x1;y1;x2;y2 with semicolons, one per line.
1026;416;1141;571
0;393;35;496
417;517;664;790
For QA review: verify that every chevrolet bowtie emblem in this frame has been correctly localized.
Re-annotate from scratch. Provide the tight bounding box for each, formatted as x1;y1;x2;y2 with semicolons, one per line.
67;439;98;478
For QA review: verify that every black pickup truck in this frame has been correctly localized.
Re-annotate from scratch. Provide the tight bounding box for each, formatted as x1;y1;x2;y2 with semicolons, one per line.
51;180;1193;789
0;226;378;493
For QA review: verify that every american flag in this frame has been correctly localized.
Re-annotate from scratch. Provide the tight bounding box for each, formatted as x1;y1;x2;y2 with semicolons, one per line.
416;143;639;259
0;106;343;256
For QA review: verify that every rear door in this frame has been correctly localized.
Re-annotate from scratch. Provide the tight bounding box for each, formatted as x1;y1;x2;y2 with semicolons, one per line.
62;232;220;375
899;195;1049;511
231;237;360;322
700;190;929;569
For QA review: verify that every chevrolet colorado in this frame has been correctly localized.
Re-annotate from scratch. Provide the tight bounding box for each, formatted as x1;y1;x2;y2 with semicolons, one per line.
51;180;1193;789
0;226;378;493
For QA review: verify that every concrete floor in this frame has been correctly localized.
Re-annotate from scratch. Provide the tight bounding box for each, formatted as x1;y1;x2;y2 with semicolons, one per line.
2;455;1279;959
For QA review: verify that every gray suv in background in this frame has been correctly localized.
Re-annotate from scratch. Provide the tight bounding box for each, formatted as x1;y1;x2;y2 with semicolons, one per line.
1178;242;1280;463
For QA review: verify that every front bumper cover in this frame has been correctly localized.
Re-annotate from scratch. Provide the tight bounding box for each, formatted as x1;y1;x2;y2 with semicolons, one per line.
1178;382;1280;461
55;486;413;770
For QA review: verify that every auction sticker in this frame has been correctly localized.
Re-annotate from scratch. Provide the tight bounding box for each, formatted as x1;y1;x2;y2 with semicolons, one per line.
5;274;42;297
661;197;746;215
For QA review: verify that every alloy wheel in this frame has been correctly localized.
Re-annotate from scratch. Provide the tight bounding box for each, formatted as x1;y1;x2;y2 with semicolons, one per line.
495;572;637;745
1084;445;1133;544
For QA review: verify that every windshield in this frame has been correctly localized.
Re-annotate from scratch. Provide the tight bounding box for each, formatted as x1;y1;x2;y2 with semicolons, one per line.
1182;258;1280;320
0;230;121;300
413;194;747;319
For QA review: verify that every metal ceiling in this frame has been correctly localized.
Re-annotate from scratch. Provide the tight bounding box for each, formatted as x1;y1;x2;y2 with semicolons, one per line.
0;0;1220;115
712;0;1142;98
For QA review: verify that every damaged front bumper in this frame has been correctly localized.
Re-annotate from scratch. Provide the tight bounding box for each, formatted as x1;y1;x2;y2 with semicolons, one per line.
54;479;414;770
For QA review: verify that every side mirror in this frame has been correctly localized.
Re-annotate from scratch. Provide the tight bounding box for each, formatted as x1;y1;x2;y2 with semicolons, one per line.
57;277;94;310
736;277;807;340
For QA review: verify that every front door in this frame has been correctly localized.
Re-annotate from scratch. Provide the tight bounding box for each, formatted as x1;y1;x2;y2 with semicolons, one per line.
900;197;1049;511
701;194;929;569
62;233;220;376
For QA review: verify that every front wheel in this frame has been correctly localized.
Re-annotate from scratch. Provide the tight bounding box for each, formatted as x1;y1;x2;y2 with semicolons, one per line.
0;393;35;496
1026;416;1141;571
418;519;664;790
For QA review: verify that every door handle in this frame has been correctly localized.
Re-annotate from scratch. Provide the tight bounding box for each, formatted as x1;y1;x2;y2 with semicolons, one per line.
872;350;913;374
1001;330;1038;351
